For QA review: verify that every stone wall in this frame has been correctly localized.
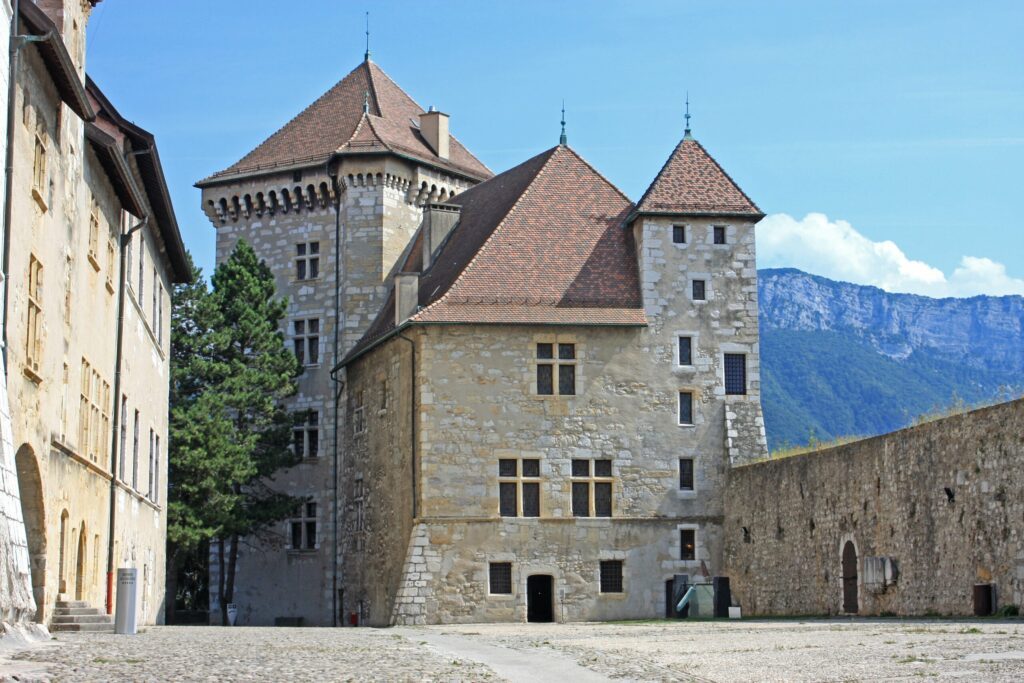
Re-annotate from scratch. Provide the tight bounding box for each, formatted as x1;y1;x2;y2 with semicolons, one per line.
724;398;1024;616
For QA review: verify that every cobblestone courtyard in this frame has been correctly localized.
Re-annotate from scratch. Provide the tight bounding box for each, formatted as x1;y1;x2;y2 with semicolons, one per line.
3;619;1024;682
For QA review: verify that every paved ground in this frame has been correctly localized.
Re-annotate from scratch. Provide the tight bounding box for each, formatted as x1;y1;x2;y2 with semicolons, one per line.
3;619;1024;682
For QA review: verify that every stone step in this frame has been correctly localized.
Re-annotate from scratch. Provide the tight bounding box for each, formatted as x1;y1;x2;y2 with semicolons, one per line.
54;600;90;609
50;622;115;633
51;614;113;624
53;607;106;617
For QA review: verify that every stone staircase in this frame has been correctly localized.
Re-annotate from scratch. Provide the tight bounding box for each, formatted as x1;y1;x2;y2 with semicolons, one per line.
50;600;115;632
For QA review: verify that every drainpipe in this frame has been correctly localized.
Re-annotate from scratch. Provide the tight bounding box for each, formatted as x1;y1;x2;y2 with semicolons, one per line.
395;333;416;519
327;161;343;626
104;215;147;614
2;0;51;370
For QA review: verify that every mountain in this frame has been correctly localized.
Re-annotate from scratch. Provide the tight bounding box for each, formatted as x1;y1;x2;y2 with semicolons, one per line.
758;268;1024;450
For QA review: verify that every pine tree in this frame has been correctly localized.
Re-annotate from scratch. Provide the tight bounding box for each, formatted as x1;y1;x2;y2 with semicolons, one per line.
167;242;302;626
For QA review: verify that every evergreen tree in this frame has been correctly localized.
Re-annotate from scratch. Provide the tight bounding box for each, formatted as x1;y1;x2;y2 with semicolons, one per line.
167;242;301;626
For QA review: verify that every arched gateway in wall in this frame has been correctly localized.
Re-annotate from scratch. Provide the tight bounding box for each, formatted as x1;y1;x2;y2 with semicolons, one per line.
841;541;859;614
15;445;46;620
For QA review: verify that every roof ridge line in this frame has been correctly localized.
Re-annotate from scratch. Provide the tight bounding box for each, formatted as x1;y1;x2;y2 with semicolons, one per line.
562;145;634;208
364;61;383;116
690;138;762;215
363;114;391;150
411;147;560;321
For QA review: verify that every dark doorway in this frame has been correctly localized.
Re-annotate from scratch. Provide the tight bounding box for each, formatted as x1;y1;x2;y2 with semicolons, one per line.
527;575;553;623
75;523;87;601
664;579;677;618
842;541;858;613
15;445;46;620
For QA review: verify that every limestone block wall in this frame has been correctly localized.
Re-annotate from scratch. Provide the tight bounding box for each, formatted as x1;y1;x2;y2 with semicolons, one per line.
724;398;1024;616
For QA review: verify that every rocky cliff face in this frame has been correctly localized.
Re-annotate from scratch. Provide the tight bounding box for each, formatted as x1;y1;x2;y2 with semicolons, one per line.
757;268;1024;449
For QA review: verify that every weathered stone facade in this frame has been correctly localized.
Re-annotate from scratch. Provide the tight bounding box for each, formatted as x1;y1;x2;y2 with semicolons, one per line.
1;0;186;631
724;398;1024;616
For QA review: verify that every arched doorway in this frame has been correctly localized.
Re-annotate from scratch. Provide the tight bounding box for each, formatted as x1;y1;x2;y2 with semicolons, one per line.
75;521;87;601
15;445;46;620
58;510;69;595
841;541;858;614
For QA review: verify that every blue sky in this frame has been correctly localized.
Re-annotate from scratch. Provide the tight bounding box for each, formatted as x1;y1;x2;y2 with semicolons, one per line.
86;0;1023;297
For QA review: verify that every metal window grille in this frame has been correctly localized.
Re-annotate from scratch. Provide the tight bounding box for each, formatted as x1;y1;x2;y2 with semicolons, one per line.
680;529;696;561
489;562;513;594
724;354;747;395
600;560;623;593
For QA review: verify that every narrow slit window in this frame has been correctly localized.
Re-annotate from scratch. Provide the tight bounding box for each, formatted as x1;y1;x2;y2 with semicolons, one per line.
679;391;694;425
679;458;694;491
678;336;692;366
692;280;706;301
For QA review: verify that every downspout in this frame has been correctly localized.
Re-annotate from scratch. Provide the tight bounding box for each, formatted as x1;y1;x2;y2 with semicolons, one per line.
327;162;343;626
395;333;416;519
104;215;147;614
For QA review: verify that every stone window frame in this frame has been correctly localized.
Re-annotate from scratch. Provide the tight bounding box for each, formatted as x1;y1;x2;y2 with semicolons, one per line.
293;408;320;460
531;334;581;398
25;254;43;380
352;477;365;552
87;199;101;270
718;342;755;401
292;317;321;367
711;224;730;247
488;561;514;597
677;456;697;499
689;274;712;304
105;239;116;294
678;389;699;428
570;458;614;518
31;128;47;210
597;550;628;598
287;500;319;552
78;357;109;463
295;241;321;282
671;223;689;247
675;524;701;566
485;553;517;600
724;353;747;396
674;330;699;371
352;390;366;435
497;456;542;518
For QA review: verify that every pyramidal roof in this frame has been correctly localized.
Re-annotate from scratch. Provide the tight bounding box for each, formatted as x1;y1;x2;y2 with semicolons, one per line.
199;60;492;184
343;144;645;364
635;137;762;218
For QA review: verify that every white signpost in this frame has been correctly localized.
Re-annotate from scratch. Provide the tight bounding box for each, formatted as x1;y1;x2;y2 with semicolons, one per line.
114;567;138;635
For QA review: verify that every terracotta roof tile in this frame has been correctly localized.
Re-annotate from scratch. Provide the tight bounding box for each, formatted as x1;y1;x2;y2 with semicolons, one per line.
342;145;645;365
200;60;491;183
635;137;762;218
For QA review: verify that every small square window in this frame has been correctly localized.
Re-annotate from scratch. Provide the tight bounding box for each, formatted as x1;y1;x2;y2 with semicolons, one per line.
499;459;517;477
600;560;623;593
724;353;747;395
713;226;726;244
680;529;696;561
678;336;692;365
594;459;612;477
692;280;706;301
672;225;686;244
571;459;590;477
679;392;694;425
522;459;540;478
679;458;694;491
558;343;575;360
489;562;513;594
536;343;553;359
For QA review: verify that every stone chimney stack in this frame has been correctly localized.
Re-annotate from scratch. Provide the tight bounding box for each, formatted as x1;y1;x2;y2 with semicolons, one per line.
394;273;420;326
419;107;449;160
421;203;461;270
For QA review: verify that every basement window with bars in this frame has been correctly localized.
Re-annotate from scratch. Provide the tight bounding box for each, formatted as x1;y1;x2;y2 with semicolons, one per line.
724;354;747;395
489;562;513;595
599;560;623;593
295;242;320;280
571;459;613;517
536;342;576;396
498;458;541;517
289;502;318;551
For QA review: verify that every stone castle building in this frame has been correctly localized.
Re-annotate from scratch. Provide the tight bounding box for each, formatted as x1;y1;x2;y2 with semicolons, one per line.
0;0;187;631
199;55;767;625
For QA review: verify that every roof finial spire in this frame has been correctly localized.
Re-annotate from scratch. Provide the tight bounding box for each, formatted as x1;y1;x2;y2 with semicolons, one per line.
364;11;371;61
559;100;567;146
363;90;370;114
683;91;693;139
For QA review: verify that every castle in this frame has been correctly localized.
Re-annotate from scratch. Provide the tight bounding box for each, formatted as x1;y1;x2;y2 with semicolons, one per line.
198;55;767;625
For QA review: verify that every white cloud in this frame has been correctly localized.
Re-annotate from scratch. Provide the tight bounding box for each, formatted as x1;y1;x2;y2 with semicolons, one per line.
757;212;1024;298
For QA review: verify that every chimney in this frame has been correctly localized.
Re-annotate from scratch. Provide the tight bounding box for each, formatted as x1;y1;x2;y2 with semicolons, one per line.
421;203;461;269
419;107;450;160
394;273;420;326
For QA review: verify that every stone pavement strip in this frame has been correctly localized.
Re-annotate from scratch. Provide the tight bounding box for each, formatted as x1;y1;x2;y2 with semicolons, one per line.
390;628;610;683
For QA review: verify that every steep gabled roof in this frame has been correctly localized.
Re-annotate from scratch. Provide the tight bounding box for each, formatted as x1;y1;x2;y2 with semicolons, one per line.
198;60;491;184
635;136;763;218
341;144;645;366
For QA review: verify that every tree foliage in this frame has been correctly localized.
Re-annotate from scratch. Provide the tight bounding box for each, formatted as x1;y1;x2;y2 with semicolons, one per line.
168;241;302;624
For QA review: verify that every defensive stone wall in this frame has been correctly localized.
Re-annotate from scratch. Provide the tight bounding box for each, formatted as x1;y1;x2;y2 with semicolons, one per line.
724;398;1024;616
